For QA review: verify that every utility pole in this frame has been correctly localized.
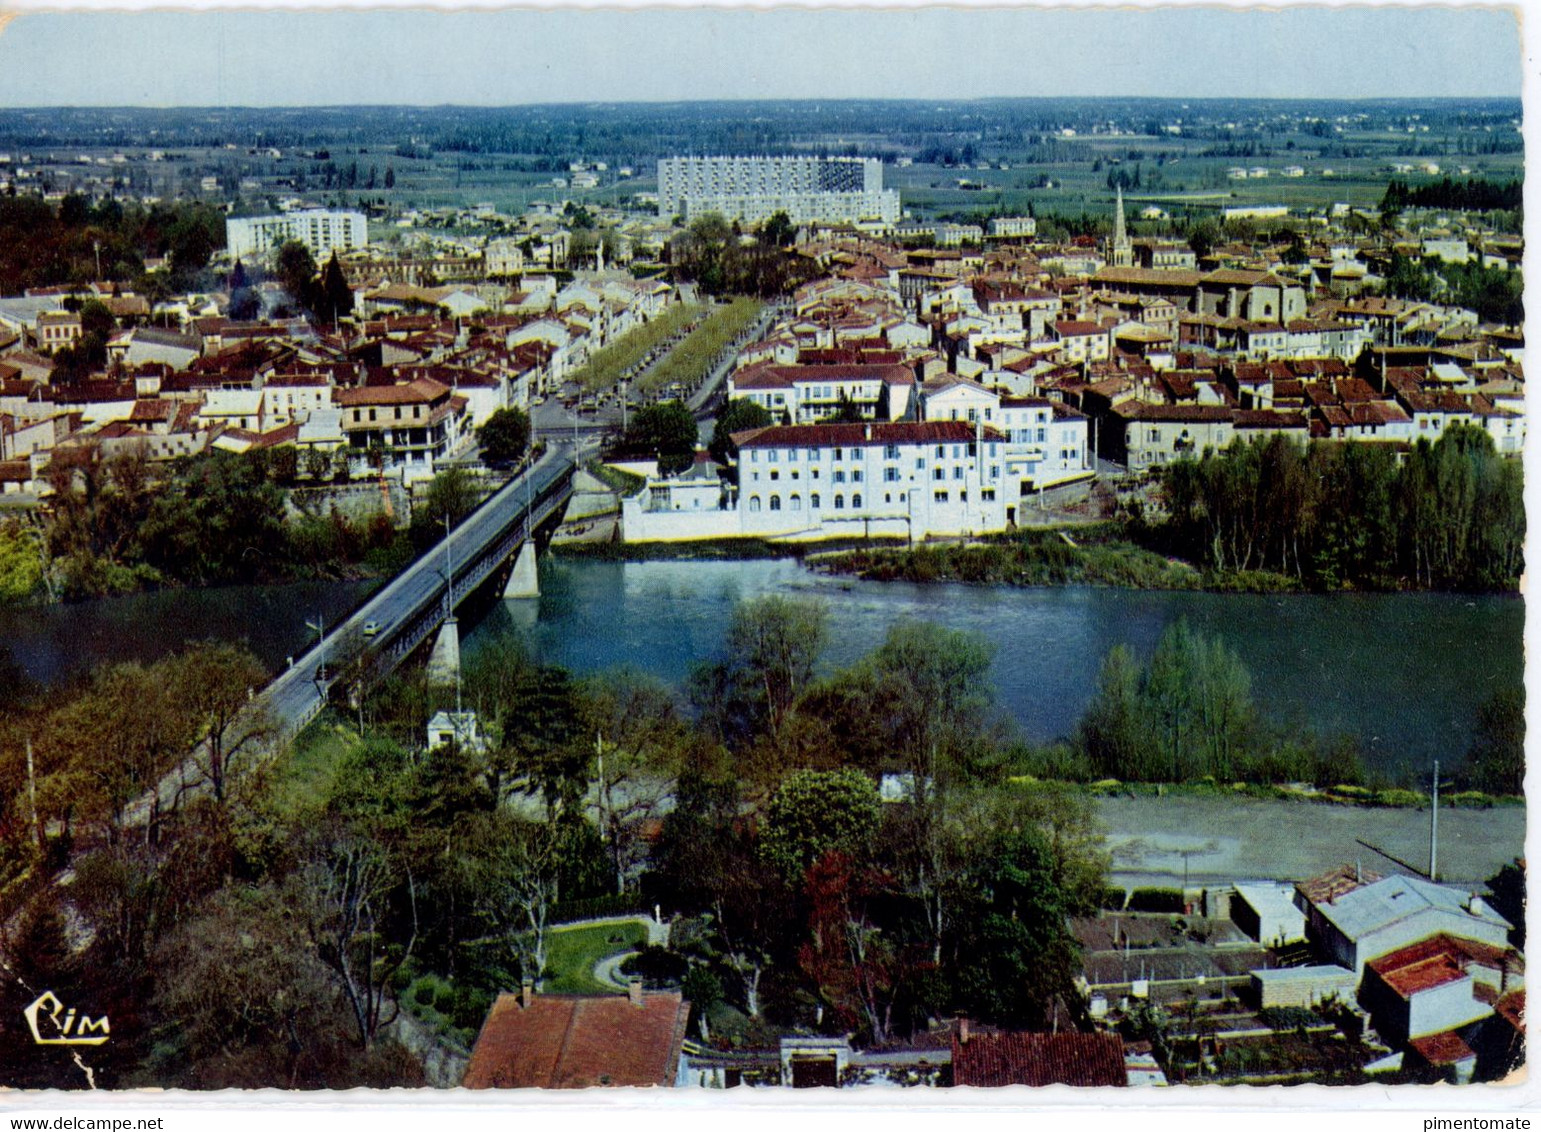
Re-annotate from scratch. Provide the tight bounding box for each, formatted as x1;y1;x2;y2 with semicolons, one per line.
1429;759;1441;882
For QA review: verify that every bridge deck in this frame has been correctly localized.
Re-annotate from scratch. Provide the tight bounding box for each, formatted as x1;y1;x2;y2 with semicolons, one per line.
263;448;575;742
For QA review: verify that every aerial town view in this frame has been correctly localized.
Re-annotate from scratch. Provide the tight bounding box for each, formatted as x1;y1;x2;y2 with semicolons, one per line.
0;5;1526;1103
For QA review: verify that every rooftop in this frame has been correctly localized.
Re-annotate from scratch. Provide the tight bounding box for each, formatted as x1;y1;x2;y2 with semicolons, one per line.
951;1031;1127;1088
463;991;689;1089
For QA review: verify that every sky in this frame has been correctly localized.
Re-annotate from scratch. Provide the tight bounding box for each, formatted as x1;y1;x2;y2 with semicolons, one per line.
0;4;1523;107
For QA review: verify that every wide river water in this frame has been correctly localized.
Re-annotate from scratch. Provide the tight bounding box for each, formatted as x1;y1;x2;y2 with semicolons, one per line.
1;557;1522;783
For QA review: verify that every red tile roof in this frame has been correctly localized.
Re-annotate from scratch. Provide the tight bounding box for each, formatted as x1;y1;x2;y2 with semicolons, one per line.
734;420;1004;450
1409;1031;1476;1067
1297;864;1381;906
1494;989;1525;1033
463;992;689;1089
952;1032;1127;1088
335;377;451;407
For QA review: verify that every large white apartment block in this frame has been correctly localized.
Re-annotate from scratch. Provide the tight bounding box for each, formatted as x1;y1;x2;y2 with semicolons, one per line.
657;156;901;226
226;209;369;261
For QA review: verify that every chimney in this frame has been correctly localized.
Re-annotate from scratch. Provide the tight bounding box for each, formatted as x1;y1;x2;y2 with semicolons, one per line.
627;976;644;1009
520;980;533;1009
957;1016;970;1045
864;422;872;441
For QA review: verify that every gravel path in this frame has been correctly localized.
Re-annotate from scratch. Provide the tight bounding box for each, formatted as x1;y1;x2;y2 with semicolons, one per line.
1097;794;1524;887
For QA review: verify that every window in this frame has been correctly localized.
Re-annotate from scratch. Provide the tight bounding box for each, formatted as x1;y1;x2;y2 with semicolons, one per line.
935;445;945;458
834;447;844;460
834;494;845;509
369;409;377;422
834;470;846;484
967;409;977;423
811;493;821;509
812;468;821;479
750;450;759;463
748;495;762;512
1036;429;1046;443
915;458;926;470
852;470;863;483
353;409;362;423
790;494;802;511
884;443;900;459
953;445;963;458
933;467;946;481
851;493;862;509
769;449;779;463
770;494;781;511
983;488;996;501
953;467;964;480
884;466;900;482
934;490;948;503
770;470;779;481
395;406;402;420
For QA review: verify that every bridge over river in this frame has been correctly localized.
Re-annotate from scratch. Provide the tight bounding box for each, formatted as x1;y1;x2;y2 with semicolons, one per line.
131;442;580;820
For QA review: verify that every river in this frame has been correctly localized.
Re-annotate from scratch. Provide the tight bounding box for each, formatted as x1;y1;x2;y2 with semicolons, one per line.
1;558;1522;784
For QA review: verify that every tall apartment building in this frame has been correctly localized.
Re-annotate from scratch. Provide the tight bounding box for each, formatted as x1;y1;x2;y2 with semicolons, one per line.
226;209;369;262
656;156;901;226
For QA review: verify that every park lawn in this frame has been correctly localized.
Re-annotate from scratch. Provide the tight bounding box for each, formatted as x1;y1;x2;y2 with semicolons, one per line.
542;919;650;995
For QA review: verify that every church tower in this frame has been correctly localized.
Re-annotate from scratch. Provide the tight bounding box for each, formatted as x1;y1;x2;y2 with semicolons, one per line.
1109;186;1133;268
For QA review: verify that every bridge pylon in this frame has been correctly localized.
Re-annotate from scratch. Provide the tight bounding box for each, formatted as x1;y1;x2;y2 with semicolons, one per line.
502;540;540;599
426;615;461;686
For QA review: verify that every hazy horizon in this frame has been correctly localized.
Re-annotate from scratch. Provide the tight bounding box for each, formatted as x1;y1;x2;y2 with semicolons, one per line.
0;7;1521;108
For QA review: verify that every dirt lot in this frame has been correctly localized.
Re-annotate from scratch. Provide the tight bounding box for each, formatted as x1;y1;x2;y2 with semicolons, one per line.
1097;794;1525;888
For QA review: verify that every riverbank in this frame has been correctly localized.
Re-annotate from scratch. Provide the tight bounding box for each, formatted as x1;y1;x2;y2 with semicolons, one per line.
1024;776;1522;811
551;534;907;562
813;524;1304;593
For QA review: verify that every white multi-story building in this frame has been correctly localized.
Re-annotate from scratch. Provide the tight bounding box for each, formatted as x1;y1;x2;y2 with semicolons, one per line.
656;156;900;226
621;421;1008;542
226;209;369;261
988;216;1038;239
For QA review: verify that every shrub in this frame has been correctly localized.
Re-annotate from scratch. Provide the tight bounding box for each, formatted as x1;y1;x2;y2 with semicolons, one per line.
414;981;438;1007
620;945;689;988
1127;887;1186;913
435;985;456;1012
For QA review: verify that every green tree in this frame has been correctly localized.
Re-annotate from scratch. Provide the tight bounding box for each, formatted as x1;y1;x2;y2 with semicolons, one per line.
317;253;354;324
951;827;1080;1028
1462;685;1523;796
760;210;796;249
709;398;773;467
478;407;532;465
1077;644;1156;781
758;767;880;884
275;241;319;312
621;399;698;476
694;595;828;750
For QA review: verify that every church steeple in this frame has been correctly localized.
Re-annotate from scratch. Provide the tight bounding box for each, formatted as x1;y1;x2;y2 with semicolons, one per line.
1110;186;1133;268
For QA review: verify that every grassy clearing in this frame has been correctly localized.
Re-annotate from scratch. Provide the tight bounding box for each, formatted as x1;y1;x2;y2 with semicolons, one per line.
266;712;361;818
585;461;647;496
543;920;650;995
